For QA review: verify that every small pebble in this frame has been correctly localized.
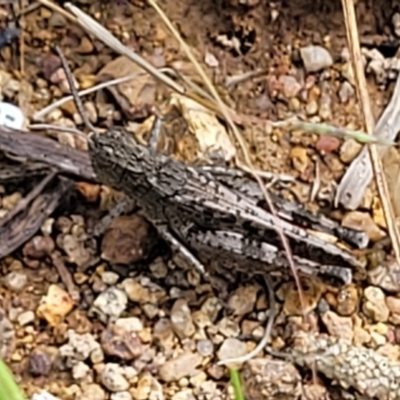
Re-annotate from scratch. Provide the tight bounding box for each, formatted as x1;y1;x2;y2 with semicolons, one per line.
283;280;323;315
342;211;385;242
0;307;14;359
363;286;389;322
17;310;35;326
132;372;155;399
122;278;152;304
217;338;247;368
110;392;132;400
115;317;143;332
72;361;90;380
48;12;67;28
201;297;223;323
149;257;168;278
23;236;54;259
29;349;53;376
393;12;400;38
90;347;104;364
318;81;333;120
153;318;175;350
2;192;22;210
170;299;195;340
340;138;362;164
196;339;214;357
101;363;130;392
80;383;106;400
92;287;128;321
315;136;340;154
241;357;302;400
217;317;240;338
158;352;202;383
338;81;355;103
321;310;353;341
386;296;400;324
227;285;260;317
100;271;119;286
100;325;143;360
278;75;302;98
31;391;61;400
59;330;100;361
83;101;97;123
300;45;333;73
336;284;359;316
3;271;27;291
36;284;74;327
290;147;310;175
305;99;318;115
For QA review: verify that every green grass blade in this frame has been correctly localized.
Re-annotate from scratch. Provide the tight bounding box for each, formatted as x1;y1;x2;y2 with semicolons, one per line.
229;368;245;400
273;120;397;146
0;358;26;400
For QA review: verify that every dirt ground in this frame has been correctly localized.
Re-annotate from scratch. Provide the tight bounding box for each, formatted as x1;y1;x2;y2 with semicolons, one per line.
1;0;400;399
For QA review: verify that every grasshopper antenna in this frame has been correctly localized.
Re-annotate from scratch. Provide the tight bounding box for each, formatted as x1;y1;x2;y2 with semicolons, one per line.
55;46;97;136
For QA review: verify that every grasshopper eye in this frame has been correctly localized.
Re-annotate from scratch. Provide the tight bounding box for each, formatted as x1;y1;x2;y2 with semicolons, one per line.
102;145;114;155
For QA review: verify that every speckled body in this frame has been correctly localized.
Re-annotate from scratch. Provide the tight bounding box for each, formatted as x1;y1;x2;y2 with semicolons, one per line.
88;128;364;283
291;332;400;399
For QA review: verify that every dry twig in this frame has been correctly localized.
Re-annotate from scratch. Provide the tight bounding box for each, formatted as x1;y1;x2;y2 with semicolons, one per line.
341;0;400;268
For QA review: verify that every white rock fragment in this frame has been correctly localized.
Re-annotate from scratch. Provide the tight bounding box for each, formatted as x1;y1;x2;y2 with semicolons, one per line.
300;45;333;73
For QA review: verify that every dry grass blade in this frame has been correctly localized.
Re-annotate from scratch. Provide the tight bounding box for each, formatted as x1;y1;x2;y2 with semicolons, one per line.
146;0;307;328
341;0;400;267
55;46;97;135
33;72;148;121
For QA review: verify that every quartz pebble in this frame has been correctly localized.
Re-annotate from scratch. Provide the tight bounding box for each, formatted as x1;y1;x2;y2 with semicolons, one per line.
92;287;128;321
100;271;119;285
72;361;90;380
338;81;355;103
170;299;195;339
3;271;27;291
196;339;214;357
300;45;333;73
100;363;130;392
59;330;100;361
17;310;35;326
217;338;247;368
115;317;143;332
